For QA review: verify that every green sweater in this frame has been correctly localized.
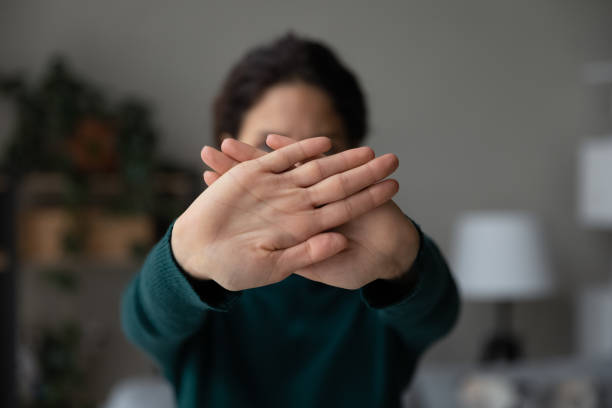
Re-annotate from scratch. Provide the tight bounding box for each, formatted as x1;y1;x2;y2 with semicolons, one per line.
121;220;459;408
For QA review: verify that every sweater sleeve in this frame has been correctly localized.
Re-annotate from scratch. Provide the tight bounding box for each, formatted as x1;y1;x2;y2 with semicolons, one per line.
360;221;460;352
120;222;241;380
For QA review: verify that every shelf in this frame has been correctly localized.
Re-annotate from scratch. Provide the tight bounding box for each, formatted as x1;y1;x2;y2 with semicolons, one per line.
17;171;196;204
20;257;143;273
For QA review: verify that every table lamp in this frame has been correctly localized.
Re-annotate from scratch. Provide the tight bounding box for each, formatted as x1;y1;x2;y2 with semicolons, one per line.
451;211;555;362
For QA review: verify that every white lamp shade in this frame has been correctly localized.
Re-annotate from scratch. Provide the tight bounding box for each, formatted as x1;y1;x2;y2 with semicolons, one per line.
578;137;612;228
451;211;555;301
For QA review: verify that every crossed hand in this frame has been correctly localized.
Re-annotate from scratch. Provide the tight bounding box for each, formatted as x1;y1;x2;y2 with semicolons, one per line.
171;134;419;291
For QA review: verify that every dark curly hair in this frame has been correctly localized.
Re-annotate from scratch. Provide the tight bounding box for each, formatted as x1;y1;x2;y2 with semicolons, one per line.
212;33;368;148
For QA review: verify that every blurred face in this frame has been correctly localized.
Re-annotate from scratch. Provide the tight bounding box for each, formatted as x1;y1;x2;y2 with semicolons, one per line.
236;82;349;153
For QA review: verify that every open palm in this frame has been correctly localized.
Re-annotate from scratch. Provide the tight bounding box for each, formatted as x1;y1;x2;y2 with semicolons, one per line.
202;135;419;290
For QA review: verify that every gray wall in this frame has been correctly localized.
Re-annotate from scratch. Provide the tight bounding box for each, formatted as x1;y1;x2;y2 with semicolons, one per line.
2;0;612;384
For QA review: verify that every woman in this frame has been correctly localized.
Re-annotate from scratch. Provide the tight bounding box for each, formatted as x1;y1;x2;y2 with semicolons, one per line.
121;33;459;408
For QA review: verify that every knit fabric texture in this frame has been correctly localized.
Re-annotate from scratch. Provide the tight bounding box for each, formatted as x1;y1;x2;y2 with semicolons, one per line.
121;220;459;408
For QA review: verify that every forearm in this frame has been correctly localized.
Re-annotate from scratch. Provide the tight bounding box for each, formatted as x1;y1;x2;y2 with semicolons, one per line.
361;225;460;351
120;222;240;375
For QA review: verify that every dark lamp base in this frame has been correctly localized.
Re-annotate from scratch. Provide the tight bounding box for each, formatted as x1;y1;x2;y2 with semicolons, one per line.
480;331;523;363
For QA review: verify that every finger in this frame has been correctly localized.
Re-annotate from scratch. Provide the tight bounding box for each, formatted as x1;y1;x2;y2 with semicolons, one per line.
273;231;347;277
267;134;326;166
258;136;331;173
221;138;267;163
201;146;238;174
203;170;220;186
288;146;375;187
308;153;398;206
266;133;296;150
315;179;399;230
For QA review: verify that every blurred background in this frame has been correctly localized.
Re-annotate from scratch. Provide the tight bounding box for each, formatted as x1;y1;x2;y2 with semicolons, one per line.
1;0;612;407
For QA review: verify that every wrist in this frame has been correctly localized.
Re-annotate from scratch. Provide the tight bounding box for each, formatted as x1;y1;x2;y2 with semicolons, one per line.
381;215;420;281
170;215;212;281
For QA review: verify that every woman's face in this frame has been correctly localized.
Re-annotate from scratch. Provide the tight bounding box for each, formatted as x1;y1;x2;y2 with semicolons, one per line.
236;82;349;153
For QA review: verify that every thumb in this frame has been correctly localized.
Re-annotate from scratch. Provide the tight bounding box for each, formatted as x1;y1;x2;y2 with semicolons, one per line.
273;231;347;277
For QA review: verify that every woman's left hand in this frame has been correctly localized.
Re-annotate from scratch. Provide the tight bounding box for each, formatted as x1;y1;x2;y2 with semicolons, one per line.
201;135;420;290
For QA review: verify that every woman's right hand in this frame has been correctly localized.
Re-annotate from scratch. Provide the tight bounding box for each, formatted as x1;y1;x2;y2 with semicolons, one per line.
171;136;399;291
